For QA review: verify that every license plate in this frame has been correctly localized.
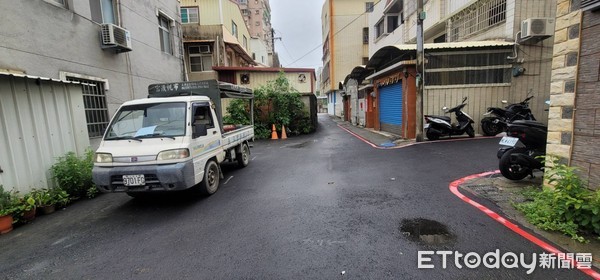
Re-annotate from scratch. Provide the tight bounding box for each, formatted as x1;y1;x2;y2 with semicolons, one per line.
424;123;430;129
499;136;519;147
123;174;145;186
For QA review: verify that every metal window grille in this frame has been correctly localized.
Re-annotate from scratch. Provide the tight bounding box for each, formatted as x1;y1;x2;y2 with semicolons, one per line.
450;0;506;41
425;51;512;86
66;77;109;138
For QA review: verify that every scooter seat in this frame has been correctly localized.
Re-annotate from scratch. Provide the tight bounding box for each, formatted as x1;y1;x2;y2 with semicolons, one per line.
510;120;547;130
425;115;451;122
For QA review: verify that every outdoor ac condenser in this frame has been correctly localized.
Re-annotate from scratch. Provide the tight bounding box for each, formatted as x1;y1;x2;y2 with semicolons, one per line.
521;18;555;39
100;23;132;53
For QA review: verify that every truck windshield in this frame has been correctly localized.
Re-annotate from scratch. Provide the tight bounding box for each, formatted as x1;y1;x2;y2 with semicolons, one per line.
104;102;187;140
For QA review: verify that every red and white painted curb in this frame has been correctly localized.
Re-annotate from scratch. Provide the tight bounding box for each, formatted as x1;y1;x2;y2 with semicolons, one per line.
450;171;600;279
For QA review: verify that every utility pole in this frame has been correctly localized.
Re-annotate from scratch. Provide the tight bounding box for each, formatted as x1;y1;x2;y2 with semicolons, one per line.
415;0;425;142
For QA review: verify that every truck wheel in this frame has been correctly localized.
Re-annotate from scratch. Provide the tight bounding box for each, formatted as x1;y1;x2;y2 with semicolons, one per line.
200;160;220;195
237;143;250;168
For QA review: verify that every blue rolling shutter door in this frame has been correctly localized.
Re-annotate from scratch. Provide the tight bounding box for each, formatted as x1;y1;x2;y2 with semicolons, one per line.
379;83;402;134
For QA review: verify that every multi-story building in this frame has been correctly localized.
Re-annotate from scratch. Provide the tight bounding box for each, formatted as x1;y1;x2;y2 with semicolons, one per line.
180;0;256;82
1;0;183;144
356;0;556;137
0;0;183;191
321;0;374;117
236;0;276;66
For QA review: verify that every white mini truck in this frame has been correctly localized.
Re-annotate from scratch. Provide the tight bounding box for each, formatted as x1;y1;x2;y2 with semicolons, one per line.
92;80;254;197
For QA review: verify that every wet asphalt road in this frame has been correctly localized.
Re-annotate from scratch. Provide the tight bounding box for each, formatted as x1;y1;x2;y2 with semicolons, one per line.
0;115;591;279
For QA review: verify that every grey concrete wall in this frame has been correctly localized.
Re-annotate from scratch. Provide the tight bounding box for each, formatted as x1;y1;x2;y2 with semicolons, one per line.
0;0;184;129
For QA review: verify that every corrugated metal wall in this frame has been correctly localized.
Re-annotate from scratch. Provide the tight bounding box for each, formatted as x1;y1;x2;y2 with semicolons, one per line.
424;85;513;135
0;76;90;193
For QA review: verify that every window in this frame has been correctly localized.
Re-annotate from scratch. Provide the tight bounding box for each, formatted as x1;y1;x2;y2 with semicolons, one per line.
232;21;238;38
243;35;248;49
159;14;173;54
65;77;110;138
366;2;374;12
90;0;115;24
375;19;385;38
189;45;213;72
450;0;506;41
193;105;214;132
239;0;247;4
387;15;399;33
181;7;199;24
362;27;369;44
47;0;66;7
425;51;512;86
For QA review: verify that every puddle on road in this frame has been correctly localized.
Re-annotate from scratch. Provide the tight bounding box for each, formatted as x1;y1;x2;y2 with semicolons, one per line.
400;218;455;246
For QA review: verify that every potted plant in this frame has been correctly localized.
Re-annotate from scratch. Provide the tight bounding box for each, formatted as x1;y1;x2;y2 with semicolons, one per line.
0;185;17;234
13;191;36;223
32;189;54;215
50;187;70;209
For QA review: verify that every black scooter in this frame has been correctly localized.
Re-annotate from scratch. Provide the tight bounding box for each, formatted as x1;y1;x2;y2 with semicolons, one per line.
424;97;475;141
481;95;536;136
497;120;547;180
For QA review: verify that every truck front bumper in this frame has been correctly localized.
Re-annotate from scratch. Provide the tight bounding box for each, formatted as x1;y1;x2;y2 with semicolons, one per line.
92;160;196;193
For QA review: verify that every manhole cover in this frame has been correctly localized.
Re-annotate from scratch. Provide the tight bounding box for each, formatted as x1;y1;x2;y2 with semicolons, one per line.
400;218;455;245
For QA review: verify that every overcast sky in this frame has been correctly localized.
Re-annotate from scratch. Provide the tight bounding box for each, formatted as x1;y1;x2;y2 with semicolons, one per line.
270;0;325;70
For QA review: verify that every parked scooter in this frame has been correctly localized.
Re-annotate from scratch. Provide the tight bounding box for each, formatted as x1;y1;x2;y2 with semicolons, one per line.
481;95;536;136
497;119;548;180
424;97;475;141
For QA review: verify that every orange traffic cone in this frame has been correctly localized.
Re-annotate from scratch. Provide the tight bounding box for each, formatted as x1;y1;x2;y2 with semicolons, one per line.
281;124;288;140
271;124;278;140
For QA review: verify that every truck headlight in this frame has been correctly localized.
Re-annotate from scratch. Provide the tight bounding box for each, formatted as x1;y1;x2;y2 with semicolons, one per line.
95;153;113;163
157;149;190;161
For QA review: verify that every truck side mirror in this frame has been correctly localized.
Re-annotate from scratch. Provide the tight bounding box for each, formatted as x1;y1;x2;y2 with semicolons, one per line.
193;124;208;138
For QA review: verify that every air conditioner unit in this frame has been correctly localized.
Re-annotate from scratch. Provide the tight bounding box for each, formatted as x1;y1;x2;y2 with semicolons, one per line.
521;18;554;39
100;23;132;53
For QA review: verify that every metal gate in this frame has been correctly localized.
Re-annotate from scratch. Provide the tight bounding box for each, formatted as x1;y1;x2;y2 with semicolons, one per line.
379;83;402;135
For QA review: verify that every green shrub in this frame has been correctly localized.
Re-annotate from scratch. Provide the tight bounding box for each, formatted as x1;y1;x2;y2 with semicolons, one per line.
515;157;600;242
224;72;314;139
0;185;17;217
51;150;95;198
223;99;251;125
31;188;70;207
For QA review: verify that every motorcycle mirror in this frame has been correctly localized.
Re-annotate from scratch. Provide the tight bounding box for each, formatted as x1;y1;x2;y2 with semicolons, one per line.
442;106;448;111
501;100;508;104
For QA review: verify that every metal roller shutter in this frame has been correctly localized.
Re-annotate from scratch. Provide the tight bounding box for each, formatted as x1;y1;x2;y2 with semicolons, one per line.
379;83;403;135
